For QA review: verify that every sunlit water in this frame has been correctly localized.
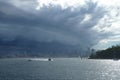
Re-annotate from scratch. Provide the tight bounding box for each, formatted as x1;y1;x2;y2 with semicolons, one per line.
0;58;120;80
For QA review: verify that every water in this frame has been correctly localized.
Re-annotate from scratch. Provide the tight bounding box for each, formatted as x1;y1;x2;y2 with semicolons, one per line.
0;58;120;80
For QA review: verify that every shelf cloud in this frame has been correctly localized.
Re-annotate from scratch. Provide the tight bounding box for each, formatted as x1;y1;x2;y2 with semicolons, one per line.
0;0;120;50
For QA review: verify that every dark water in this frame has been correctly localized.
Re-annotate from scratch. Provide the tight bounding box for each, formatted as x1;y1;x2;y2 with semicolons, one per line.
0;58;120;80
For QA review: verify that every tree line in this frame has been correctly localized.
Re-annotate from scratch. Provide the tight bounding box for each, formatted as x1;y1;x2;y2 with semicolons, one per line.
89;45;120;59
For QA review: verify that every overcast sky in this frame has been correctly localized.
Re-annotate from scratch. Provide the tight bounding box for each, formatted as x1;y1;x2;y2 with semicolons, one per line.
0;0;120;50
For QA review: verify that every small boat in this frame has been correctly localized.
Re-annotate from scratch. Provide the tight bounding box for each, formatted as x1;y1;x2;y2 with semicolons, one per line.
48;58;51;61
48;58;53;61
28;58;53;61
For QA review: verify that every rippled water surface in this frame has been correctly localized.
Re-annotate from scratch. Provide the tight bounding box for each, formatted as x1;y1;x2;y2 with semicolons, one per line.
0;58;120;80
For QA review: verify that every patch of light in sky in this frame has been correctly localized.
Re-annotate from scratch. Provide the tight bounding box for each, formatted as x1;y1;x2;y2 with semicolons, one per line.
81;14;92;24
36;0;86;10
36;0;120;8
99;39;108;44
97;0;120;7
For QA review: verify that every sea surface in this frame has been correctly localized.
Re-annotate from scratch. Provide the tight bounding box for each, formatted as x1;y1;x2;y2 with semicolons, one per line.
0;58;120;80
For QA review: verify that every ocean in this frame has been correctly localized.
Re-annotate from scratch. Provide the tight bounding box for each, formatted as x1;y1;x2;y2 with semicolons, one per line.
0;58;120;80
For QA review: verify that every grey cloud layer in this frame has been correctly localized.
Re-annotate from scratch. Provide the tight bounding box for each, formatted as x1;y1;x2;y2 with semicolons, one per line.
0;0;107;49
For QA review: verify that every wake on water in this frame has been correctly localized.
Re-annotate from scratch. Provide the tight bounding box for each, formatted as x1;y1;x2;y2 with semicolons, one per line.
28;58;53;61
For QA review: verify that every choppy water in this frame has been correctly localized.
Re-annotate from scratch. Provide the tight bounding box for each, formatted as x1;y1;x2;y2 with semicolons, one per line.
0;58;120;80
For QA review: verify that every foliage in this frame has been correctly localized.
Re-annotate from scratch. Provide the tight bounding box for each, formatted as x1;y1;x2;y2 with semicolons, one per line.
89;45;120;59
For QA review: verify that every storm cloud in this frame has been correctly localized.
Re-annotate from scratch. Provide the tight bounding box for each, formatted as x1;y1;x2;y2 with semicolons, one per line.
0;0;119;50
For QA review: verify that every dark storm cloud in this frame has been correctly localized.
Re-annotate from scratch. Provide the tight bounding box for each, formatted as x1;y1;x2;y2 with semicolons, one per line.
0;0;107;49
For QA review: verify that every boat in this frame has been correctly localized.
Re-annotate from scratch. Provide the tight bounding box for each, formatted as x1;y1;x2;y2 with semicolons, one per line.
48;58;52;61
27;58;53;61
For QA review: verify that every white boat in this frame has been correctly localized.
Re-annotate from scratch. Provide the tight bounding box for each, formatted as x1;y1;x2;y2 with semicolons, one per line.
28;58;53;61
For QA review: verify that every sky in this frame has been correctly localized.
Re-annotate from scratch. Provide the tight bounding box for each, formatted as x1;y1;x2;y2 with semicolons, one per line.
0;0;120;50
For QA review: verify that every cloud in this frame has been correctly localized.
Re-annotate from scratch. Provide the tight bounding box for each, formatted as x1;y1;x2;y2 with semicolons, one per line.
0;0;119;50
91;0;120;49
